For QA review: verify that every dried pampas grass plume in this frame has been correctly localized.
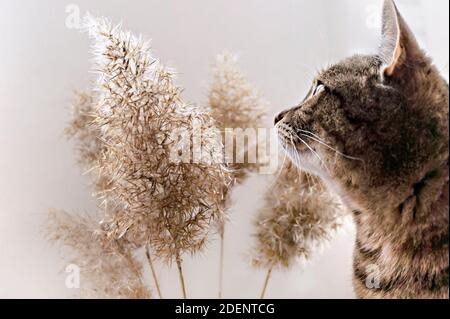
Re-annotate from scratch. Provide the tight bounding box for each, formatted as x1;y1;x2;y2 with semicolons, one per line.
208;53;267;298
209;53;266;183
252;161;345;298
65;91;100;170
65;91;112;195
84;15;230;298
47;209;150;299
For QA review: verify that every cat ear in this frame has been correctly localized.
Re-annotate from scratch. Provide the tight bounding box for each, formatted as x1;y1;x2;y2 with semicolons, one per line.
379;0;422;77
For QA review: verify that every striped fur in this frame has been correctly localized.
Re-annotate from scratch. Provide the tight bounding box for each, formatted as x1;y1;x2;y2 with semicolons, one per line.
275;1;449;298
352;168;449;298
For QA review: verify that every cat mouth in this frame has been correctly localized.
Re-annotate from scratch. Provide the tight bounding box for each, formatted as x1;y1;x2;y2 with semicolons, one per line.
276;125;315;154
276;124;324;176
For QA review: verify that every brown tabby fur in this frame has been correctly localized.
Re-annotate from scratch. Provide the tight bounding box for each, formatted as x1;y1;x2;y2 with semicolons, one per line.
275;0;449;299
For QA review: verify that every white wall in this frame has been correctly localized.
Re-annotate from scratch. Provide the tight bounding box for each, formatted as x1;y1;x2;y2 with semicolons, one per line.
0;0;447;298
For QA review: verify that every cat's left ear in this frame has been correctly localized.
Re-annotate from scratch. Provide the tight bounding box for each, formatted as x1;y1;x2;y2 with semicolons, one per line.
379;0;423;77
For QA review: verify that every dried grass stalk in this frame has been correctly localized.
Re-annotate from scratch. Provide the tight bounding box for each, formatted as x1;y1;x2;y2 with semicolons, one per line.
84;16;230;272
47;209;150;299
252;161;345;298
208;53;267;298
145;246;163;299
209;53;266;183
253;162;344;268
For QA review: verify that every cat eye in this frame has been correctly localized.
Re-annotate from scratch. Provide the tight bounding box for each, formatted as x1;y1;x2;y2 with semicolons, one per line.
312;81;326;96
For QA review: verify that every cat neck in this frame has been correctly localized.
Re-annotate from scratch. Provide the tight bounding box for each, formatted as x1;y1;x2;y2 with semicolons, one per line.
353;158;448;248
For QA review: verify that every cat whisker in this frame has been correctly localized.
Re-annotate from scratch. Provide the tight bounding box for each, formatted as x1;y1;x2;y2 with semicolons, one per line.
271;131;294;186
284;131;303;167
271;148;289;186
298;136;331;175
280;126;331;176
298;131;363;162
286;130;330;175
297;129;327;143
291;148;317;194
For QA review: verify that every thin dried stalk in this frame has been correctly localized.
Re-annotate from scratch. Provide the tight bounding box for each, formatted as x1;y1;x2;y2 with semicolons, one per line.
208;53;267;298
260;266;273;300
145;246;163;299
176;255;187;299
218;230;225;299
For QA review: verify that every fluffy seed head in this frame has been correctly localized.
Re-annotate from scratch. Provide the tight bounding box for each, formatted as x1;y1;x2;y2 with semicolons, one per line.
252;161;345;269
84;16;231;262
208;53;267;184
47;209;150;299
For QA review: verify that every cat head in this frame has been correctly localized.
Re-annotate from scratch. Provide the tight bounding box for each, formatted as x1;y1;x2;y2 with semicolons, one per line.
275;0;449;210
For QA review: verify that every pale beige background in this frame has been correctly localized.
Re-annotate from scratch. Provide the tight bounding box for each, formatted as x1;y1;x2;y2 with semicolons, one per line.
0;0;448;298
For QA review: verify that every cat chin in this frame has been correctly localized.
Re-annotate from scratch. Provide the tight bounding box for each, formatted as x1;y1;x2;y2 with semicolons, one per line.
281;142;353;209
278;136;335;186
282;143;323;176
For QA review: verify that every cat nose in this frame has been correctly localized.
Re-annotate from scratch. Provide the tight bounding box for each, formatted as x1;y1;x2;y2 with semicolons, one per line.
274;110;289;125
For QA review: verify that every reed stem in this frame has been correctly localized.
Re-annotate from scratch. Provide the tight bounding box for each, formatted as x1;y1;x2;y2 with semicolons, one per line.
176;254;187;299
145;246;163;299
218;227;225;299
260;266;273;299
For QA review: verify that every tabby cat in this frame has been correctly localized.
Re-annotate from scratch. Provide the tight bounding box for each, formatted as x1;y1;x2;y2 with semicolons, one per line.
275;0;449;299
